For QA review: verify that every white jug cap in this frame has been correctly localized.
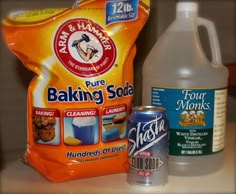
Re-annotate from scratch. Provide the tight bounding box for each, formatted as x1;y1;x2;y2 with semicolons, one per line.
177;2;198;12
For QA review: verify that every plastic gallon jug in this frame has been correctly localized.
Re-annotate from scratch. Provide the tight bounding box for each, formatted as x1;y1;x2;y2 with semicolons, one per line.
142;2;229;176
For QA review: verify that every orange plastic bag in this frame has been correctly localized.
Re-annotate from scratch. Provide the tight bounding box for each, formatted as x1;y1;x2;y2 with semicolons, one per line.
2;0;150;182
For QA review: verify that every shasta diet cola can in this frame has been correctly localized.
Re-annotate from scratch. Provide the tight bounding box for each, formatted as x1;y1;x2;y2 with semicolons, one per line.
127;106;169;187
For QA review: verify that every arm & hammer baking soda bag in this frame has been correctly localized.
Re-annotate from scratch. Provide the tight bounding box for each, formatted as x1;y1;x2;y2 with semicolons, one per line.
2;0;150;182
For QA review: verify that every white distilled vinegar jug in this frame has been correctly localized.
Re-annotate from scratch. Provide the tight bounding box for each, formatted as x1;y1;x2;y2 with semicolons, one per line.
142;2;229;175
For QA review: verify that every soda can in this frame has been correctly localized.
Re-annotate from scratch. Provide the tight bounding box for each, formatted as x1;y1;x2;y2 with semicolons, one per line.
127;106;169;187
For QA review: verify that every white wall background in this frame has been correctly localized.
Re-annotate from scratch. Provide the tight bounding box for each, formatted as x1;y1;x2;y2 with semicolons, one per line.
0;0;235;152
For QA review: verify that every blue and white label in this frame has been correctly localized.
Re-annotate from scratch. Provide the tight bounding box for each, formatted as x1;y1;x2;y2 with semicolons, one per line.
152;87;227;156
152;88;215;129
128;115;168;156
106;0;139;25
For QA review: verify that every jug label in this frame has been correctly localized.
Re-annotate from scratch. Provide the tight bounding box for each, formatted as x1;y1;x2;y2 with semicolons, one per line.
151;87;227;156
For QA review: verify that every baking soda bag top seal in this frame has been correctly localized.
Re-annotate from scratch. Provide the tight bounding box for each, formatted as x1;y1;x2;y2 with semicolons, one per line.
2;0;150;182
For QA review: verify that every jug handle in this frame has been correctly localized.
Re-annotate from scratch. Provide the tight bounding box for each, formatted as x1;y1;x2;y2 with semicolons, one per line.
197;17;222;67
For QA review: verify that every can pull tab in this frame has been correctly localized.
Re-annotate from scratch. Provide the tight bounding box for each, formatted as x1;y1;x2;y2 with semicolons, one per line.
197;17;222;67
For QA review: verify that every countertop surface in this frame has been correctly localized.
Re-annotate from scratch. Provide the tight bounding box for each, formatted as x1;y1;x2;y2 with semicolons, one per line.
1;96;236;194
